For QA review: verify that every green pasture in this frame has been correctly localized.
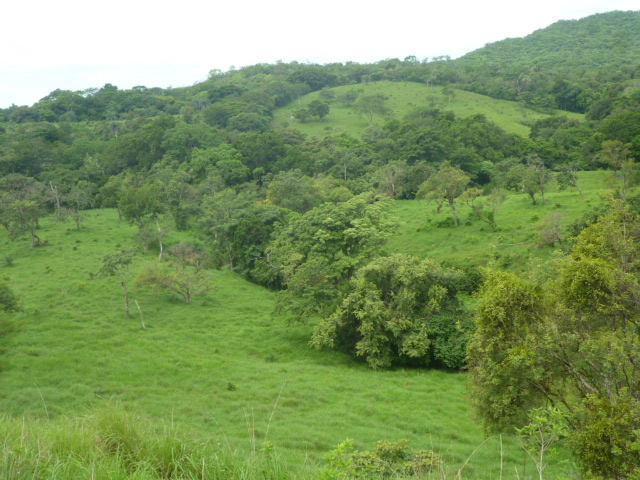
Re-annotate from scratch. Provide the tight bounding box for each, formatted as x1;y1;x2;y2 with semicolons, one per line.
273;81;584;138
387;171;610;272
0;208;578;478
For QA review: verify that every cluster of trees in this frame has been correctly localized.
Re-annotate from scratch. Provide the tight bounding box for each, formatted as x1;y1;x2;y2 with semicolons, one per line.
468;199;640;478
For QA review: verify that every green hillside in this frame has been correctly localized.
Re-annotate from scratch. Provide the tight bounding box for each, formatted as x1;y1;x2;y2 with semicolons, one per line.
274;81;584;138
387;171;608;269
460;10;640;73
1;9;640;480
0;209;565;479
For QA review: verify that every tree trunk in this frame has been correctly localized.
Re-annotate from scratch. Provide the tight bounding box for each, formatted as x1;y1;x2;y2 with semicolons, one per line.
448;199;459;226
121;276;131;317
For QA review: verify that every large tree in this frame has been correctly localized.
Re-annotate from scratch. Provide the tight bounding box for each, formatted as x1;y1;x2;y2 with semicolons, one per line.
0;174;47;247
417;162;470;226
266;193;396;320
311;254;469;369
467;200;640;478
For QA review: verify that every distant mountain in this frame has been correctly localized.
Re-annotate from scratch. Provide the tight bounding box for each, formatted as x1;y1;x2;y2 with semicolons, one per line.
459;10;640;73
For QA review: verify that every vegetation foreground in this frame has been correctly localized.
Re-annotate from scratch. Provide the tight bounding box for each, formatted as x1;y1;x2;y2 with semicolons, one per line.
1;207;577;479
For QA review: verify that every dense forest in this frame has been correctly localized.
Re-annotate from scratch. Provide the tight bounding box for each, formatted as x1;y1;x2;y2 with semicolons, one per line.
2;9;640;479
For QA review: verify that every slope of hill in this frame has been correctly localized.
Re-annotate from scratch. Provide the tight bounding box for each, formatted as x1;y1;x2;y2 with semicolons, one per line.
0;209;569;478
273;81;584;138
460;10;640;73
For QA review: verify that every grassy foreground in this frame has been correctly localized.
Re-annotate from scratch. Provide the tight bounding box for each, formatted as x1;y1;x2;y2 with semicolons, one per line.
1;208;575;478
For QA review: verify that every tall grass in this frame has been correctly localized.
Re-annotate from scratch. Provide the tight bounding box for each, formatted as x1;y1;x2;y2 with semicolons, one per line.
0;401;297;479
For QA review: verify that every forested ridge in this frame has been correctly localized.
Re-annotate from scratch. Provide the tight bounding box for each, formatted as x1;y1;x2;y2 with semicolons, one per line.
2;9;640;479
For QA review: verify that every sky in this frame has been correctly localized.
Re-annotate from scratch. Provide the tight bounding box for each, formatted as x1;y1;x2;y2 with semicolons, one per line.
1;0;637;108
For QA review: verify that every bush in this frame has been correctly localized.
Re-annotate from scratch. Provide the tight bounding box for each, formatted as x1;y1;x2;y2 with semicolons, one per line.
0;282;20;312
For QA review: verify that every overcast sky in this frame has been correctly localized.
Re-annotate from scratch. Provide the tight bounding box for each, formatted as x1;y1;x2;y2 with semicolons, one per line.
1;0;637;108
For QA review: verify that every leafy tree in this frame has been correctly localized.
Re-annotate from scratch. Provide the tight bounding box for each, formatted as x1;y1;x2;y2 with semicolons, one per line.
199;188;258;271
467;269;551;430
468;201;640;477
570;390;640;479
267;193;396;320
371;161;410;199
526;155;553;205
99;249;136;318
503;157;552;205
65;180;95;230
417;162;470;226
516;406;569;480
135;243;211;304
597;140;637;200
307;100;330;120
0;174;47;247
556;162;583;196
354;95;389;125
539;212;565;248
265;169;323;213
459;187;505;229
118;178;166;252
311;254;468;369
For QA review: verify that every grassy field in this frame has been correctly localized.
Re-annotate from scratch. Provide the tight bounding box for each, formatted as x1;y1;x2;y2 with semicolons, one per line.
0;205;584;478
272;81;584;138
387;171;609;274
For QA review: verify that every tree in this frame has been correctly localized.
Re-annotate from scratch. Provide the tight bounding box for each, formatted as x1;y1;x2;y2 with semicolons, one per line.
417;162;470;226
597;140;637;200
99;249;136;318
65;180;95;230
136;243;211;304
468;201;640;477
266;193;396;320
556;162;583;196
503;158;552;205
311;254;469;369
307;99;330;120
354;95;389;125
539;212;565;248
459;187;505;229
526;155;552;205
372;161;410;199
0;174;47;247
265;169;324;213
199;188;257;271
467;269;551;430
118;178;165;252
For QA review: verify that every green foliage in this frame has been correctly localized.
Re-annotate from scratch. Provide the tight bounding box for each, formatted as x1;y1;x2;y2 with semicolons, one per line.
516;406;569;480
265;169;324;213
0;282;20;312
267;193;396;320
417;162;471;226
467;269;550;430
570;390;640;480
468;201;640;478
99;249;136;317
0;173;46;247
319;439;441;479
312;254;468;369
0;209;568;479
135;243;211;304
